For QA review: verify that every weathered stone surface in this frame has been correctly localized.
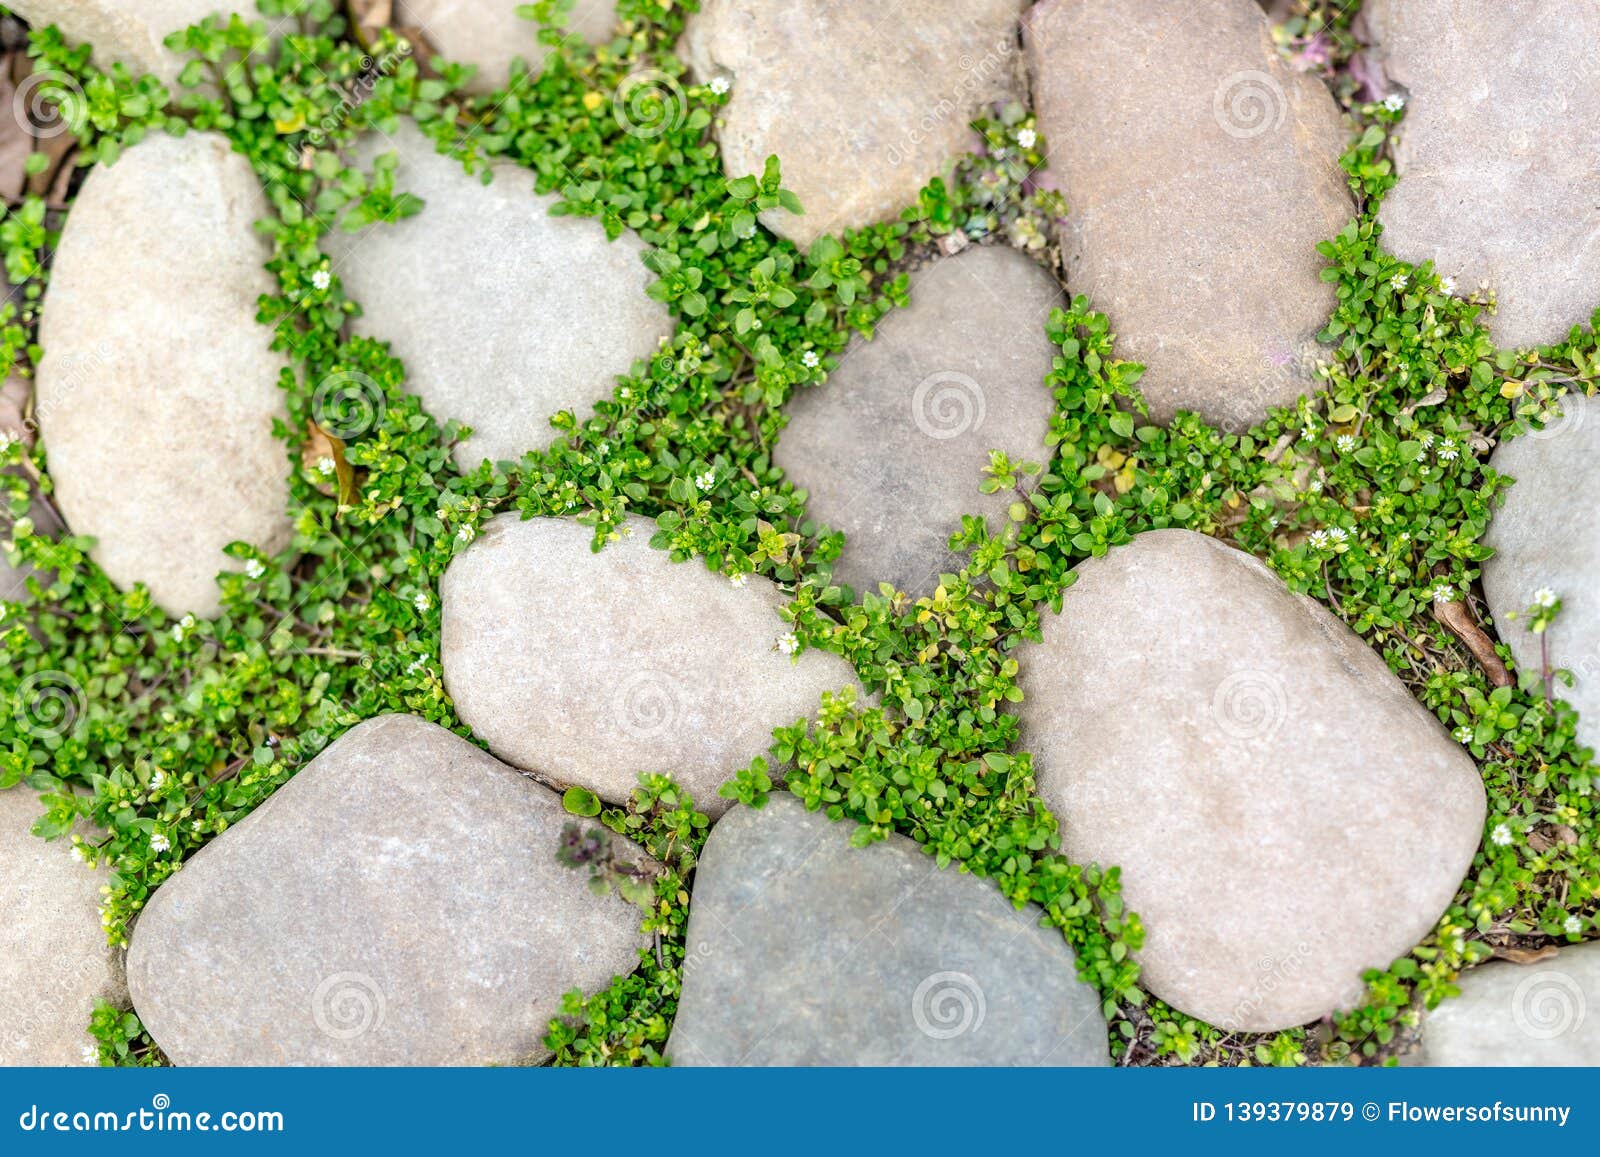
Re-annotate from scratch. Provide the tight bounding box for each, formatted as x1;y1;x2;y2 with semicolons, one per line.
441;515;858;817
776;246;1061;596
1019;530;1485;1031
8;1;255;85
681;0;1026;248
1;789;126;1066
1365;0;1600;349
1408;944;1600;1066
1025;0;1350;429
1484;392;1600;755
338;122;668;469
37;132;291;619
126;715;649;1066
668;793;1108;1065
396;0;616;93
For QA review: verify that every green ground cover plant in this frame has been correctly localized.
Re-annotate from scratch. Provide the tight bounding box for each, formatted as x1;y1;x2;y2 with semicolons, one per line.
0;0;1594;1067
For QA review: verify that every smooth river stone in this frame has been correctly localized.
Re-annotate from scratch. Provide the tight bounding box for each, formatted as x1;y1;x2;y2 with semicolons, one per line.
1407;944;1600;1066
396;0;617;93
1019;529;1486;1031
7;1;259;85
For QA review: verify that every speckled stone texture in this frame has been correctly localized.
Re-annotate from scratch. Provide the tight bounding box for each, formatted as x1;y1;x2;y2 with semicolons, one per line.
396;0;617;93
1;789;127;1066
441;515;860;817
1407;944;1600;1066
1019;530;1485;1031
681;0;1026;248
7;1;257;84
667;793;1109;1066
1365;0;1600;349
126;715;650;1066
337;122;669;470
1483;392;1600;755
36;132;291;618
776;246;1061;596
1025;0;1350;429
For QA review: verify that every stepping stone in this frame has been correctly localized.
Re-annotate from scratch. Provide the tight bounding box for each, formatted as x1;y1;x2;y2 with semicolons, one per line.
681;0;1026;248
1018;530;1485;1031
1483;392;1600;754
396;0;616;93
1;789;127;1066
667;793;1108;1066
1406;944;1600;1066
776;246;1061;595
1025;0;1351;430
337;122;669;469
126;714;649;1066
37;132;291;619
442;515;858;817
7;1;256;85
1365;0;1600;349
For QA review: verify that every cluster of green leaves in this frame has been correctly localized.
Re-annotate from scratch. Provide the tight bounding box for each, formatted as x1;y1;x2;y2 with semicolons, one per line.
3;0;1595;1070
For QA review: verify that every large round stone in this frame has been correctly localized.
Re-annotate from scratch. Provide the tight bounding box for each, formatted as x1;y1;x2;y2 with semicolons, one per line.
338;122;669;469
1;789;126;1066
1483;392;1600;755
37;132;291;618
668;793;1109;1066
126;714;649;1066
1365;0;1600;349
1025;0;1351;429
396;0;617;93
681;0;1026;248
776;245;1061;596
7;1;255;85
440;515;859;816
1018;530;1485;1031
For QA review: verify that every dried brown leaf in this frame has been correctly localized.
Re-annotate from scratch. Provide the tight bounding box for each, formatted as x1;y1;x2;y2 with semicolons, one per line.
1491;945;1561;965
1432;595;1512;687
301;419;358;508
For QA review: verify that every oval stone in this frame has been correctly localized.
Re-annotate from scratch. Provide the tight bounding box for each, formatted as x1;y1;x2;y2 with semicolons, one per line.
1018;530;1485;1031
396;0;617;93
440;515;860;816
37;132;291;618
6;1;255;85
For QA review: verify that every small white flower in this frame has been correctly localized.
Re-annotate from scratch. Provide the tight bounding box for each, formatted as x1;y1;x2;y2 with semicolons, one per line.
414;591;431;613
1309;479;1323;493
149;832;171;853
1453;725;1473;744
1491;823;1513;847
1382;93;1405;112
1336;434;1355;452
1390;272;1409;291
1399;531;1410;542
1309;530;1329;549
1299;425;1316;442
740;223;757;240
0;431;16;454
695;470;716;492
1439;276;1457;295
456;524;476;545
802;350;820;369
729;573;749;589
1565;915;1584;935
81;1044;99;1065
311;268;331;291
1533;587;1557;608
245;558;267;580
1437;438;1459;462
1432;583;1456;603
1328;527;1349;543
71;845;87;864
191;820;203;833
316;456;336;476
709;75;730;95
151;769;165;789
776;632;799;656
749;490;761;504
1418;431;1436;449
1016;127;1037;149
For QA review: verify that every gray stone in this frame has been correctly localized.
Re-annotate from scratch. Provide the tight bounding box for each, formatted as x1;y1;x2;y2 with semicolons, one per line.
126;714;649;1066
1484;392;1600;755
776;246;1061;596
1;788;127;1066
7;1;258;85
667;793;1109;1066
681;0;1026;248
37;132;292;619
1019;530;1485;1031
337;122;669;469
1365;0;1600;349
1025;0;1350;429
1408;944;1600;1066
440;515;859;817
396;0;616;94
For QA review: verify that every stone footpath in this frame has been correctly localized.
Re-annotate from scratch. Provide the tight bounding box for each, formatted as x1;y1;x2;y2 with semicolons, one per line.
3;0;1599;1066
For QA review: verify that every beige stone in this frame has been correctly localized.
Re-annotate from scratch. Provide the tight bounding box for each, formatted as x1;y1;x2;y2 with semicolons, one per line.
1019;530;1485;1030
1025;0;1351;429
8;1;262;85
397;0;617;93
37;132;291;618
1407;944;1600;1066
